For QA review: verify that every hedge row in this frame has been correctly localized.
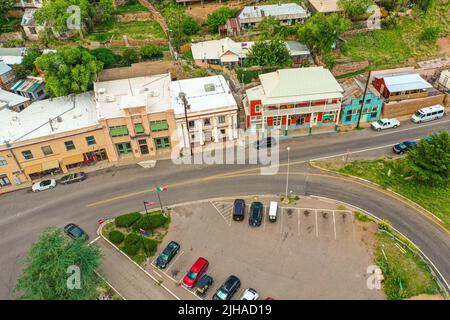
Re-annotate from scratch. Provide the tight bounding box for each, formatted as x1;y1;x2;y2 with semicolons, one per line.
133;213;168;232
115;212;141;228
122;233;158;257
108;230;125;245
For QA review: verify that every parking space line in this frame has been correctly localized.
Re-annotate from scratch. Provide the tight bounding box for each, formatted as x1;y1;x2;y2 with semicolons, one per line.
315;209;319;238
332;210;337;240
210;201;233;226
280;207;284;234
297;208;301;236
152;269;163;279
181;285;203;300
165;250;184;274
263;205;267;231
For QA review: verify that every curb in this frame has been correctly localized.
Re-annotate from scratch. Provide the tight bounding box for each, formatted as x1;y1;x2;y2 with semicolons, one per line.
97;220;180;300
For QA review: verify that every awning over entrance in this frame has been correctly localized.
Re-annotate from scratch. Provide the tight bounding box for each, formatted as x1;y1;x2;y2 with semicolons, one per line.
62;154;84;166
24;163;43;175
41;159;60;171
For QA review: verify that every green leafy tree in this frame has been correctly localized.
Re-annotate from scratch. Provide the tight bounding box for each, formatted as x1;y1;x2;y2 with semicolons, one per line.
98;0;115;23
297;13;350;57
35;0;95;34
121;47;140;66
140;45;163;60
245;40;292;67
413;0;434;11
379;0;408;12
90;48;121;68
15;228;101;300
206;7;237;33
258;16;291;40
338;0;374;19
420;26;441;41
181;16;200;36
34;46;103;97
21;45;42;74
406;131;450;185
0;0;15;19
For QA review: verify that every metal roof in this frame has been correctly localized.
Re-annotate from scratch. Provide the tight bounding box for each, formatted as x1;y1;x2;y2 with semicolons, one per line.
381;73;432;93
239;3;308;19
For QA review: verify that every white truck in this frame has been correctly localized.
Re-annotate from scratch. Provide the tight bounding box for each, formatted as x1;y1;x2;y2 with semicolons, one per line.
371;118;400;131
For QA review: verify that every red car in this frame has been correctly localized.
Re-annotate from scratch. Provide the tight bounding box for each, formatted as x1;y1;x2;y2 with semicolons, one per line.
182;257;209;288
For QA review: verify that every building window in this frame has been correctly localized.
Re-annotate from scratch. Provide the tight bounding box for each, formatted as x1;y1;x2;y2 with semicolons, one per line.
150;120;169;132
138;139;149;155
203;118;211;126
0;156;7;166
134;123;145;135
218;116;226;124
273;116;282;126
22;150;33;160
41;145;53;156
254;105;260;113
322;112;335;123
0;174;11;187
86;136;96;146
154;137;170;150
29;27;37;35
64;140;76;151
116;142;132;155
110;125;129;137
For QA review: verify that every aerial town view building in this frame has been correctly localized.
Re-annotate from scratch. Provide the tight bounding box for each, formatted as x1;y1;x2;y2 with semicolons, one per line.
0;0;449;311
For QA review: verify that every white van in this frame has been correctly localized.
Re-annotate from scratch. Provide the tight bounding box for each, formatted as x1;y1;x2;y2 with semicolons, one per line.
411;105;445;123
269;201;278;223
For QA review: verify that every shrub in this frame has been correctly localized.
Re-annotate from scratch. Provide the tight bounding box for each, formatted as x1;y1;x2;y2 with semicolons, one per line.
108;230;125;245
133;213;168;231
141;238;158;256
2;38;25;48
115;212;141;228
420;26;441;42
140;44;163;60
121;47;140;66
122;233;142;256
378;219;393;232
90;48;121;68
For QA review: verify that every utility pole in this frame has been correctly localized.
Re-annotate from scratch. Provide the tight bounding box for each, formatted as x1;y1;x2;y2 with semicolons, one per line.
356;70;372;129
284;146;291;203
179;92;193;156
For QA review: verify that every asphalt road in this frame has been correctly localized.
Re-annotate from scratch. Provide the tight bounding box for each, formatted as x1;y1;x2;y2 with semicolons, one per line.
1;118;449;299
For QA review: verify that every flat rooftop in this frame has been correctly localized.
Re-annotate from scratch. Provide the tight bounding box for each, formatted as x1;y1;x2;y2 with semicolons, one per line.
94;74;172;119
0;90;30;110
239;3;308;19
0;92;98;144
171;75;237;116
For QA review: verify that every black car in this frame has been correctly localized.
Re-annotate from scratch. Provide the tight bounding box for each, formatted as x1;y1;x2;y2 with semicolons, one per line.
60;172;87;185
255;137;276;150
212;275;241;300
155;241;180;269
64;223;88;241
195;274;214;297
233;199;246;221
249;202;263;227
393;141;417;154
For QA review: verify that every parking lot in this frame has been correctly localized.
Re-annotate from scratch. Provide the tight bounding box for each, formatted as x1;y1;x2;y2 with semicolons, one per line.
147;196;385;300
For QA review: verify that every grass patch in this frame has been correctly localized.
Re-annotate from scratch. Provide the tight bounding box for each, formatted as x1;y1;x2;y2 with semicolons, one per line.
115;2;147;14
0;17;22;33
336;158;450;228
375;232;440;299
88;20;166;42
354;211;371;222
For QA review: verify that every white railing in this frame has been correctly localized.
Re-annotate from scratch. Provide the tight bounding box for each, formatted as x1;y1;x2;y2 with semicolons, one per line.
264;104;340;117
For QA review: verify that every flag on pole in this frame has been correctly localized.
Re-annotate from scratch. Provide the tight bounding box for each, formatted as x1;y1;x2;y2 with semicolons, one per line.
156;186;168;192
144;201;157;206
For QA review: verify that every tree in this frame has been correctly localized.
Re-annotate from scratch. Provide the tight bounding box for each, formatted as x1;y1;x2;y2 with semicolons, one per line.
245;40;292;67
258;16;291;40
420;26;441;41
34;46;103;97
181;16;200;36
338;0;374;19
98;0;115;23
0;0;15;19
413;0;434;11
206;7;237;33
379;0;408;12
90;48;121;68
21;45;42;74
34;0;95;34
121;47;140;66
406;131;450;186
140;45;163;60
15;228;101;300
297;13;350;57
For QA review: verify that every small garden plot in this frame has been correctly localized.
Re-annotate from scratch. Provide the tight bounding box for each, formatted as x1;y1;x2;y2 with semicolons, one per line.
88;20;166;42
102;210;171;265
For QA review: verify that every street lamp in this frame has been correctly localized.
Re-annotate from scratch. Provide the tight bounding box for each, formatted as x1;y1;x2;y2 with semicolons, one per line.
356;70;372;129
178;92;193;156
285;146;291;203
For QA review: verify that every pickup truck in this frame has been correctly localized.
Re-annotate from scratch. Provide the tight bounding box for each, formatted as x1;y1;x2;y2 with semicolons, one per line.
371;118;400;131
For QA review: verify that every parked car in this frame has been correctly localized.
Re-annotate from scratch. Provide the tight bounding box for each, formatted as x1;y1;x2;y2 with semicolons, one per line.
233;199;246;221
255;137;276;150
155;241;180;269
182;257;209;288
31;179;56;192
212;275;241;300
268;201;278;223
393;140;417;154
60;172;86;185
249;202;263;227
411;105;445;123
240;288;259;300
371;118;400;131
195;274;214;297
64;223;88;241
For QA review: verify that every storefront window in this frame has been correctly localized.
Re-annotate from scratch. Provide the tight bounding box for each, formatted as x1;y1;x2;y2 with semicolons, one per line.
154;137;170;150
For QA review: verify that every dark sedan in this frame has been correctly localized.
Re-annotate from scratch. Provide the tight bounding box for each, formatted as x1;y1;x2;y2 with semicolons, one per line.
233;199;246;221
60;172;87;185
64;223;88;241
393;141;417;154
155;241;180;269
249;202;263;227
212;275;241;300
195;274;214;297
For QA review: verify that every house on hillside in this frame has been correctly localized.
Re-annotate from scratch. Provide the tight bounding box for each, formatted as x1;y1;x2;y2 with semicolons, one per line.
11;76;46;101
306;0;343;15
244;67;344;136
219;18;241;37
0;62;17;90
0;89;31;112
372;73;433;101
0;48;27;66
238;3;310;30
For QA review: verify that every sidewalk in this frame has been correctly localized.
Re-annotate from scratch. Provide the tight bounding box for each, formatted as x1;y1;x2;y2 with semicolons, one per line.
97;238;174;300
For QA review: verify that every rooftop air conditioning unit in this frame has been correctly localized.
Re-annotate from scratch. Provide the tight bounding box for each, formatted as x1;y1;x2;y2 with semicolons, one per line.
98;88;106;94
106;95;115;102
56;116;62;122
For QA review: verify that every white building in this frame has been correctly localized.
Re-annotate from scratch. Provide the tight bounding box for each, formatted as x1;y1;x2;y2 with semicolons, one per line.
170;75;238;149
238;3;309;29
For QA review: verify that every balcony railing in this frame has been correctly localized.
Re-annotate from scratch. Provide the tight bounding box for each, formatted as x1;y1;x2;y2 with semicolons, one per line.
264;104;340;117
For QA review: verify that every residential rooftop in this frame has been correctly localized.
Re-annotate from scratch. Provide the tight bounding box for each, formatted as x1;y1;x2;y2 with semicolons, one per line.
11;76;45;93
93;73;172;119
0;62;12;75
377;73;432;93
0;90;30;110
0;92;98;144
170;75;237;116
21;8;40;26
239;3;308;19
338;75;379;105
0;47;26;65
307;0;342;13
